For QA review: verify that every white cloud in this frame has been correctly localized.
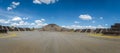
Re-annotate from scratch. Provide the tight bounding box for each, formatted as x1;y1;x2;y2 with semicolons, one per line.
12;1;20;6
62;25;107;29
41;18;45;21
0;19;10;24
35;20;42;24
35;19;46;24
34;19;47;28
7;7;13;11
0;15;47;28
31;23;36;25
12;16;22;21
10;16;47;28
79;14;92;20
19;21;30;26
11;23;19;26
33;0;58;4
33;0;42;4
35;23;48;28
7;1;20;11
11;21;31;27
10;19;47;28
23;17;29;20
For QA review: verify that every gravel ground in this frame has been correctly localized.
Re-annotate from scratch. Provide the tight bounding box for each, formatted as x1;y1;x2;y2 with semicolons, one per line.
0;31;120;53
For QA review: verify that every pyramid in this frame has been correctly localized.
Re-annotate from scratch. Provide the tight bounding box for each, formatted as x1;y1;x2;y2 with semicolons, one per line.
42;24;63;31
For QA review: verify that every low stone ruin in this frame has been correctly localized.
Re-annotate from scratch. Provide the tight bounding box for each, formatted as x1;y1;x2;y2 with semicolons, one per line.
73;23;120;36
0;25;7;33
102;23;120;35
0;25;32;33
74;29;81;32
40;23;120;36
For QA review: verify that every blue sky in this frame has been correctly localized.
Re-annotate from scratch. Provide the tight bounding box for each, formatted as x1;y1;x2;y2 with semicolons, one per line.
0;0;120;29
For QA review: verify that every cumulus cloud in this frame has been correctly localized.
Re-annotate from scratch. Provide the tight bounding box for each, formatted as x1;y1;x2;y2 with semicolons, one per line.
7;1;20;11
33;0;58;4
12;16;22;21
10;18;47;28
35;19;46;24
31;23;36;25
10;18;29;27
35;20;42;24
7;7;13;11
33;0;42;4
11;23;19;26
19;21;30;26
34;19;48;28
0;16;47;28
23;17;29;20
12;2;20;6
11;19;47;28
0;19;10;24
79;14;92;20
41;18;45;21
10;17;47;28
35;23;48;28
62;25;107;29
11;21;30;27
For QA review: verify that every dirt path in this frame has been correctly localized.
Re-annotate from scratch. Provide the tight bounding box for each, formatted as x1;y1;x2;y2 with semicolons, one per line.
0;31;120;53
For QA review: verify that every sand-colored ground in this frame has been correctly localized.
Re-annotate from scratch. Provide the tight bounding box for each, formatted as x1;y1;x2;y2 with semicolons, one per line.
0;31;120;53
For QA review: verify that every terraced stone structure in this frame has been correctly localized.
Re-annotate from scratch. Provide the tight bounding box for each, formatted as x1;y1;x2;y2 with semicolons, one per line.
0;25;7;33
74;29;81;32
103;23;120;35
41;24;72;32
79;29;94;33
80;29;86;32
42;24;63;31
94;28;103;33
61;28;71;32
0;25;32;33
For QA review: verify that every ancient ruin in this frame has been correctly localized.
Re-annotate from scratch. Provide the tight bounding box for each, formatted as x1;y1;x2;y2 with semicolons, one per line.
1;23;120;36
0;25;32;33
102;23;120;35
42;24;63;31
0;25;7;33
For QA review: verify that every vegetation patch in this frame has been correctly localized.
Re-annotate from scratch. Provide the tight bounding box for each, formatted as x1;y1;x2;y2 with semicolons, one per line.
88;33;120;39
0;32;16;38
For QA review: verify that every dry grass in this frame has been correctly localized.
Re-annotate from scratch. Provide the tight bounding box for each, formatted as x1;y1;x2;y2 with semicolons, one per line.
0;32;16;38
88;33;120;39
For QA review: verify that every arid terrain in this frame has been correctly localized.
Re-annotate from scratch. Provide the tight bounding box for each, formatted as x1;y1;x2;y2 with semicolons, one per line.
0;31;120;53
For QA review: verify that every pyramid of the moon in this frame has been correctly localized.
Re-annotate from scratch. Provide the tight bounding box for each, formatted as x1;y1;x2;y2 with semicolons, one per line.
42;24;63;31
